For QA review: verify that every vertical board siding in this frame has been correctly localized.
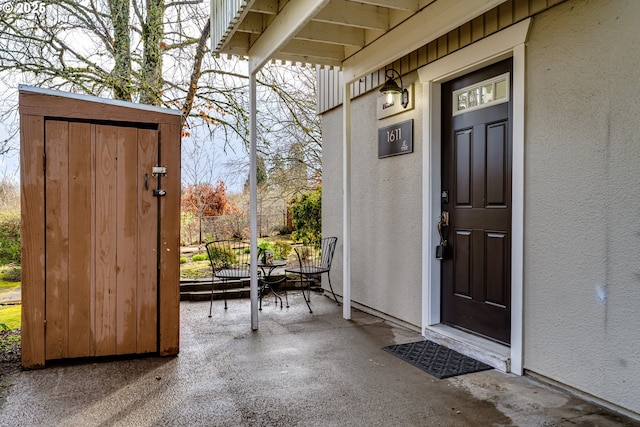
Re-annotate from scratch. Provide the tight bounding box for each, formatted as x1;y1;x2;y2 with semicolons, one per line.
316;0;560;113
115;127;139;355
68;122;94;358
21;115;46;368
20;89;181;367
95;125;118;357
44;120;70;361
137;129;159;354
158;122;181;356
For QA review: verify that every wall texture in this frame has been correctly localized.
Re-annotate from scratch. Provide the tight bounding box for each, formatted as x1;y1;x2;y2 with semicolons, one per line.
322;75;423;327
524;0;640;414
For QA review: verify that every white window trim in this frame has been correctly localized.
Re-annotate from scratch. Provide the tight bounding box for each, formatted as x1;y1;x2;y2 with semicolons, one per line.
418;18;530;375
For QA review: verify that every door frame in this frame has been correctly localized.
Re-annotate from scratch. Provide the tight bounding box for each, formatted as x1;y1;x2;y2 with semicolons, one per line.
418;19;530;375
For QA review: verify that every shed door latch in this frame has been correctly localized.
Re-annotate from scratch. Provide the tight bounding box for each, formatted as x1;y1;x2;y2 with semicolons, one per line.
153;189;167;197
152;166;167;177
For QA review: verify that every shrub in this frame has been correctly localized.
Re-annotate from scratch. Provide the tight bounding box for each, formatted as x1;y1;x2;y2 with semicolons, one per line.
274;241;291;260
208;246;236;267
290;185;321;245
257;240;274;251
0;210;20;265
0;264;21;281
179;256;187;264
191;253;208;262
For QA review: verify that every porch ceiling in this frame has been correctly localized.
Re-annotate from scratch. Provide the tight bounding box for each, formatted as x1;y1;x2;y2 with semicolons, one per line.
211;0;507;77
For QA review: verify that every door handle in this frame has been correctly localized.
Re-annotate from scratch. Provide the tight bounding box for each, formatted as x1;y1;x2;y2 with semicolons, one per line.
440;211;449;227
436;211;449;260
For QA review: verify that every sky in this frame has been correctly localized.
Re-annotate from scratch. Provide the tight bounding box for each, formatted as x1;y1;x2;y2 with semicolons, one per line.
0;80;20;182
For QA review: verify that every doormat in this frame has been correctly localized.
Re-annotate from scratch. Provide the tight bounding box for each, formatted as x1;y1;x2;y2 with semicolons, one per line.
383;340;493;379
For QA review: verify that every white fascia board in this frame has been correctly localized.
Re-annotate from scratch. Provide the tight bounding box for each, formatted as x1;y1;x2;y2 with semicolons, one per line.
248;0;331;73
342;0;507;83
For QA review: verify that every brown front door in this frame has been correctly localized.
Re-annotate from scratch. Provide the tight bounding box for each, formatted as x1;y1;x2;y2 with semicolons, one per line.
441;59;512;345
44;121;159;359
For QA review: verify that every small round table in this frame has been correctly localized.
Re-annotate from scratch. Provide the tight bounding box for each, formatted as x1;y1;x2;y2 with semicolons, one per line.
256;260;287;310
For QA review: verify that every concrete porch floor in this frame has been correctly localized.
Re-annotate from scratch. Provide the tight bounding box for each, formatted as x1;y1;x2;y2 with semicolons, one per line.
1;293;638;426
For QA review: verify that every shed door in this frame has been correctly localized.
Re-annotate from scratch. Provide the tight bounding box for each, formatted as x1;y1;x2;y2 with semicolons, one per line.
441;59;512;345
45;121;159;359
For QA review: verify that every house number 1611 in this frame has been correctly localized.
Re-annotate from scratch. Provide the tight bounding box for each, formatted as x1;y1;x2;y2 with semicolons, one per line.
378;119;413;159
386;128;401;143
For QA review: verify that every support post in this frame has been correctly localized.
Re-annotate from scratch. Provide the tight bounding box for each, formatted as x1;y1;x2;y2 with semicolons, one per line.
249;72;259;331
342;80;352;319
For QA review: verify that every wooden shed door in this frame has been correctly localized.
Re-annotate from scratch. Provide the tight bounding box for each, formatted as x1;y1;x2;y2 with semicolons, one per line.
441;59;512;345
45;121;159;359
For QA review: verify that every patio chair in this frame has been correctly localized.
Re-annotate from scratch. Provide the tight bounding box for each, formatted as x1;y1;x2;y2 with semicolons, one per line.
285;237;338;313
206;240;251;316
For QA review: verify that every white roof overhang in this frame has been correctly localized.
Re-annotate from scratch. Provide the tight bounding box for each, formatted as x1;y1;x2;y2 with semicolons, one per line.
211;0;508;78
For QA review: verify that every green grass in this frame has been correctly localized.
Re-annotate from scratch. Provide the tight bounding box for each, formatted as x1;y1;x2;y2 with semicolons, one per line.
180;260;212;279
191;253;209;262
0;281;19;290
0;304;21;330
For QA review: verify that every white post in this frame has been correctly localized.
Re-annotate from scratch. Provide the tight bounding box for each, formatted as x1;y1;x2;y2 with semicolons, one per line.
249;71;259;331
342;80;351;319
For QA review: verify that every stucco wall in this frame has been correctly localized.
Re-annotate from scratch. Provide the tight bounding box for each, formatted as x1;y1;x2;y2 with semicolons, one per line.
322;77;423;327
524;0;640;414
321;0;639;415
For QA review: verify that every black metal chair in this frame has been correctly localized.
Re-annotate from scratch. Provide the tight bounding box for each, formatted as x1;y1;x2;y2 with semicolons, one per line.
285;237;338;313
206;240;251;316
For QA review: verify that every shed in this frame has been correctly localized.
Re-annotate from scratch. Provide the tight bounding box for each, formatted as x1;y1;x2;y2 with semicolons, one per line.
19;86;181;368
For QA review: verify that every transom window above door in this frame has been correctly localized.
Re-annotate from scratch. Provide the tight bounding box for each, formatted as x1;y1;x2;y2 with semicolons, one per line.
453;73;510;116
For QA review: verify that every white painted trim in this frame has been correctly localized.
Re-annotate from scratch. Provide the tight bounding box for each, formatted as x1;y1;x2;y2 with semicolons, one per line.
342;0;506;82
249;72;259;331
342;80;352;320
418;18;531;375
510;43;526;375
18;84;182;116
248;0;330;72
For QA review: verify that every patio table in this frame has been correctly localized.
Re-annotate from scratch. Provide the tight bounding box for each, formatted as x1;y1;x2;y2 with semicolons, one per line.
254;260;288;310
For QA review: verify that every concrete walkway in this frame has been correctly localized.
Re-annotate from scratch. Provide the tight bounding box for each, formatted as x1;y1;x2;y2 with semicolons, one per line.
1;294;638;426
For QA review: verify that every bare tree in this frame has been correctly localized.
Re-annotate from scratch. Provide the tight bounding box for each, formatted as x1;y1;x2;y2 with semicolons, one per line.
0;0;246;140
0;1;322;200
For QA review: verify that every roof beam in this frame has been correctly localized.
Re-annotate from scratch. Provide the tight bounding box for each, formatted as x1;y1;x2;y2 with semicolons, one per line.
346;0;419;12
342;0;507;82
295;21;365;47
280;39;345;62
248;0;331;72
313;0;389;30
237;12;265;34
249;0;278;15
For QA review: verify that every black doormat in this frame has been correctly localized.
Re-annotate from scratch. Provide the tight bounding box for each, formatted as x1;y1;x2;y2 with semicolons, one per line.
383;340;493;379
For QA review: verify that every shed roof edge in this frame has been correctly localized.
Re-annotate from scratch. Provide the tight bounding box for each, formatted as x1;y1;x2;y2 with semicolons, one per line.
18;85;182;117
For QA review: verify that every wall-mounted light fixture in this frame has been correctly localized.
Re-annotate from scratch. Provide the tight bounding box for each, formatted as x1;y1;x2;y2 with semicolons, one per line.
379;69;409;109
